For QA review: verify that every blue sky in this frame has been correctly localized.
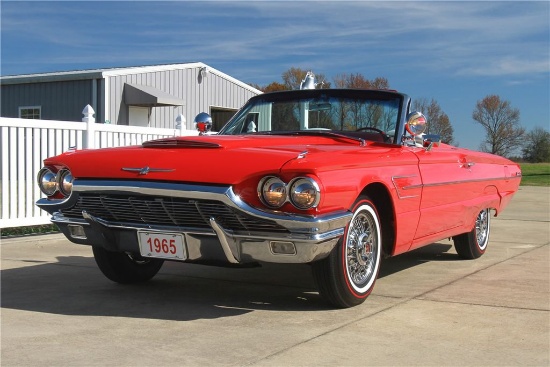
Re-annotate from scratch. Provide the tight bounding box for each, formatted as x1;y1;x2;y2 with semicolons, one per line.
1;1;549;151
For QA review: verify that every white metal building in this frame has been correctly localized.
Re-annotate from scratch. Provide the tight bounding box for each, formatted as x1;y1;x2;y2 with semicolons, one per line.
0;63;261;131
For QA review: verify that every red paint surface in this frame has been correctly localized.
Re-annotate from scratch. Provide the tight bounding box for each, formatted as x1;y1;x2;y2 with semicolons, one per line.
43;135;521;256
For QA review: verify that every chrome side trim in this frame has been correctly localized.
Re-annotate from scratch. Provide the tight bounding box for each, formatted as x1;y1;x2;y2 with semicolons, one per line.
391;175;420;199
411;175;516;189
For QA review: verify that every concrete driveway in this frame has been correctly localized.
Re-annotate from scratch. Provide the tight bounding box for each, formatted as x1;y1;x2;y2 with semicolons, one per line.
1;186;549;366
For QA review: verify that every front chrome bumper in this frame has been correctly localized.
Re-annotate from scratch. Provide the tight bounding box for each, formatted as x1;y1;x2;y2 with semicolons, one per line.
38;180;352;264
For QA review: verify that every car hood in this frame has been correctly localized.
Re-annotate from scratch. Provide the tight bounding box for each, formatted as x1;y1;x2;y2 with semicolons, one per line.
45;135;393;185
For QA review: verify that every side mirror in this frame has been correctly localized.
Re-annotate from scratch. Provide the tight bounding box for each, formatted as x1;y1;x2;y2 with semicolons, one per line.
405;111;427;136
422;134;441;150
194;112;212;135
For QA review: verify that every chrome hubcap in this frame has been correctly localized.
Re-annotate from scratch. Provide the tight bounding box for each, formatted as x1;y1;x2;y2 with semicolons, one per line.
346;211;377;286
476;209;489;248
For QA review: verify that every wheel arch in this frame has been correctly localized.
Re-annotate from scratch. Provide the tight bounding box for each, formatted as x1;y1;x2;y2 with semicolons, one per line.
463;185;500;230
359;182;395;258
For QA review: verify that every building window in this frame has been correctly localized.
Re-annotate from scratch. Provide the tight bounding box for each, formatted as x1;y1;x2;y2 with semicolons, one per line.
19;106;41;119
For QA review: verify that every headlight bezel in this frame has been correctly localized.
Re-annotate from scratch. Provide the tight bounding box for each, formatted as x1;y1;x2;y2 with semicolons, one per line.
37;166;74;197
258;175;321;210
57;169;74;196
289;177;321;209
258;176;288;208
37;167;58;196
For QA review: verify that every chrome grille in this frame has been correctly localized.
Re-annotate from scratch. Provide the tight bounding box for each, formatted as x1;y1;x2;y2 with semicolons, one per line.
60;194;288;233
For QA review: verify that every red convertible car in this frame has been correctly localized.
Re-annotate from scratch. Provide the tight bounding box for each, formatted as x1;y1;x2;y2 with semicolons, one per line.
36;87;521;308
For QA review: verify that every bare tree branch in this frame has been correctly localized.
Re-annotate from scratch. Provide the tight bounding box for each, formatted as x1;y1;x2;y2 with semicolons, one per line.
412;98;455;144
472;95;524;157
522;127;550;162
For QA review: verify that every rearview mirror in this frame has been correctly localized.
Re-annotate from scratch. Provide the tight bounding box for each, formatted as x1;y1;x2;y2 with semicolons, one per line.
309;102;332;111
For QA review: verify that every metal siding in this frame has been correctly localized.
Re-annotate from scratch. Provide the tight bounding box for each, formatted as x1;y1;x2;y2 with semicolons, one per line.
0;85;16;116
2;65;259;129
96;79;105;123
0;80;92;121
109;75;124;125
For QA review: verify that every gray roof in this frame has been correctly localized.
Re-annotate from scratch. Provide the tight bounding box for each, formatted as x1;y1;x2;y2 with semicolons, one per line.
0;62;261;94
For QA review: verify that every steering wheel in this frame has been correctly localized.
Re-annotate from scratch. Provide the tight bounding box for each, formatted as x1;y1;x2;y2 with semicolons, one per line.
355;126;389;142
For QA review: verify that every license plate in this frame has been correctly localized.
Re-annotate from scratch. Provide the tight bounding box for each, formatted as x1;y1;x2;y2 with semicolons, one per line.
138;231;186;261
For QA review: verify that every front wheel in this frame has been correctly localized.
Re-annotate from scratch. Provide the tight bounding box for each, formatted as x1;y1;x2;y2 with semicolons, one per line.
92;246;164;284
312;197;382;308
453;208;491;259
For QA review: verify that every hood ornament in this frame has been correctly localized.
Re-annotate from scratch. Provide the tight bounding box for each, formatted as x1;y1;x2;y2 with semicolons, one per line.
299;71;325;90
121;166;175;175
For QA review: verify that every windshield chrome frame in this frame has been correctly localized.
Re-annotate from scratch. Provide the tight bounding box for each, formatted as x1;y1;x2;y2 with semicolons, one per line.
218;89;410;145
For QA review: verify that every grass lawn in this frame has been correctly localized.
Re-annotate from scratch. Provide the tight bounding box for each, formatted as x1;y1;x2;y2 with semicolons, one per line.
1;224;59;238
519;163;550;187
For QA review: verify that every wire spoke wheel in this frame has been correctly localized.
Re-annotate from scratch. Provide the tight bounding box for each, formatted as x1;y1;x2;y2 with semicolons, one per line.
475;209;490;250
453;208;491;259
346;211;378;290
312;196;381;308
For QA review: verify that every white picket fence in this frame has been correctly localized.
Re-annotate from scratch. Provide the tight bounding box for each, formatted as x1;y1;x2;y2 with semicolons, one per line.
0;107;197;228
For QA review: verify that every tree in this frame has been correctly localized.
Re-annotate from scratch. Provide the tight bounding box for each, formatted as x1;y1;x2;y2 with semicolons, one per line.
522;127;550;162
412;98;454;144
472;95;525;157
262;82;287;92
330;73;393;130
333;73;389;89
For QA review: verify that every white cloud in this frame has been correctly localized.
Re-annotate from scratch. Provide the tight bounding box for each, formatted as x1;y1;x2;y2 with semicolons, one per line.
1;1;548;81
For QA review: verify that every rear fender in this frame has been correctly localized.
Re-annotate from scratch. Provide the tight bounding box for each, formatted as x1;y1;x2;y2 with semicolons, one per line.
464;185;500;231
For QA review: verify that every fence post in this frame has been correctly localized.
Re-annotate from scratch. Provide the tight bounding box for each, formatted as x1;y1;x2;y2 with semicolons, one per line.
176;114;186;136
82;104;96;148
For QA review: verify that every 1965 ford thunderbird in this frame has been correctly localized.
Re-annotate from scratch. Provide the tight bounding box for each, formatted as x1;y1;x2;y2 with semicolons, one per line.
36;86;521;308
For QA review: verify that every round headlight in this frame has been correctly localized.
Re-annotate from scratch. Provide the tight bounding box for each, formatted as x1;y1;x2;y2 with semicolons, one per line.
57;169;73;196
289;178;320;209
259;177;287;208
37;168;58;196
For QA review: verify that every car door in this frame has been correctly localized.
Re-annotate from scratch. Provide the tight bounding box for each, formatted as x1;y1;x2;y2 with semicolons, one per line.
410;144;481;249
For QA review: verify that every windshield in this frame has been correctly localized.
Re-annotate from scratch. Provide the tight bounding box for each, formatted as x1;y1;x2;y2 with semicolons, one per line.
219;90;403;143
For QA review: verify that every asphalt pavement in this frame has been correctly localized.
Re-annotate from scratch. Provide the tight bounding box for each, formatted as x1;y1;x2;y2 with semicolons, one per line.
1;186;549;366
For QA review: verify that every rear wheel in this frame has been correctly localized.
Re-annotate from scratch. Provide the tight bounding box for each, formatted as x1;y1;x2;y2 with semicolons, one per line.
312;197;382;308
92;246;164;284
453;208;491;259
